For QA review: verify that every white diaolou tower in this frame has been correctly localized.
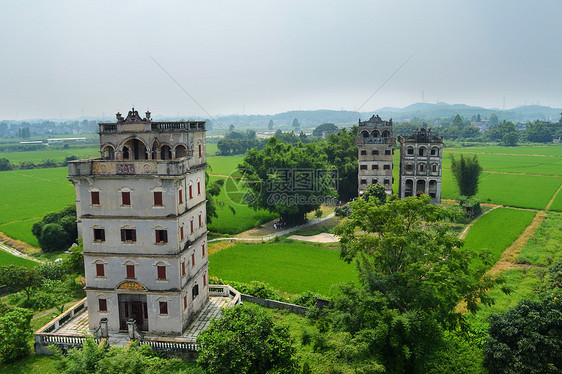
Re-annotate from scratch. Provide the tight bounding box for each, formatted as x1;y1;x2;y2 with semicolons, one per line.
68;108;209;335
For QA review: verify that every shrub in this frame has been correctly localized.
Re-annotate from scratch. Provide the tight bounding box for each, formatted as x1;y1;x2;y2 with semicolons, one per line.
197;306;297;374
0;307;33;362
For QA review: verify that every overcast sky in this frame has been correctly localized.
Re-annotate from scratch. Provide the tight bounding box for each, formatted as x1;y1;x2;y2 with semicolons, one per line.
1;0;561;120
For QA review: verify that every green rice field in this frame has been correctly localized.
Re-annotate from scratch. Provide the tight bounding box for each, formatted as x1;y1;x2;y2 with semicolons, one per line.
0;147;100;164
463;207;536;271
206;155;244;176
209;242;358;295
0;248;38;267
0;168;75;246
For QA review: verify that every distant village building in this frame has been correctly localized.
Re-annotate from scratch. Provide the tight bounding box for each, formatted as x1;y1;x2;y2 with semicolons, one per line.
356;115;396;196
398;127;443;204
68;108;209;336
48;137;87;145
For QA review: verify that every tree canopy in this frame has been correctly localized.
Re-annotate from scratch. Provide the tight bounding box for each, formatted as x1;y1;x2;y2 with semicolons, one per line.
450;154;482;197
0;307;33;363
32;205;77;252
312;123;338;137
197;306;297;374
240;137;336;225
333;195;497;328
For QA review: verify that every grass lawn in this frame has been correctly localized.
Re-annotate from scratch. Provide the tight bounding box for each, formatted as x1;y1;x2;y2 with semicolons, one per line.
463;208;536;272
0;249;38;267
0;355;59;374
209;241;357;295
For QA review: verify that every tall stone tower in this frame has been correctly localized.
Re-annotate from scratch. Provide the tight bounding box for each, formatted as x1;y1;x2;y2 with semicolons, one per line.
68;108;209;336
356;115;396;196
398;127;443;204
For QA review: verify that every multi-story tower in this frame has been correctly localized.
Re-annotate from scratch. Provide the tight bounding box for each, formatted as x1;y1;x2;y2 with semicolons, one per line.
68;108;209;336
356;115;396;196
398;127;443;204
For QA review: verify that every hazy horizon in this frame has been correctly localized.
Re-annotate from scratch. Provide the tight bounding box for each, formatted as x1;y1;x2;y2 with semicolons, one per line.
1;0;561;120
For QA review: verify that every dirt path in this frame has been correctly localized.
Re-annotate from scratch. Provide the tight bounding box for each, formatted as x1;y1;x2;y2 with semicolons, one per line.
288;233;339;243
0;238;43;263
545;182;562;211
485;211;546;277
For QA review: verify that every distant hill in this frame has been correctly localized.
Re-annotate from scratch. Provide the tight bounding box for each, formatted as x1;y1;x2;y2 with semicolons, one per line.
211;103;561;130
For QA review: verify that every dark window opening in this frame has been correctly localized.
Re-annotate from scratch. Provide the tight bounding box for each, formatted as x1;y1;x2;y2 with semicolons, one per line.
126;264;135;279
360;179;367;185
99;298;107;312
372;150;379;155
192;284;199;300
159;301;168;315
360;164;367;170
155;229;168;243
121;191;131;206
360;150;367;156
153;191;163;206
93;228;105;242
157;265;166;280
383;164;391;170
372;165;378;170
121;229;136;242
385;150;391;155
91;191;100;205
179;189;183;204
96;263;105;277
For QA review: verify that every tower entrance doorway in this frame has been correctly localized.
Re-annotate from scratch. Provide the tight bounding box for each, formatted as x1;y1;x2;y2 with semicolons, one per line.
118;294;148;331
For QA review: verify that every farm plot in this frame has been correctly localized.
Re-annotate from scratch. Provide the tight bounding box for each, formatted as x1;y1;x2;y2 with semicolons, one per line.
206;155;244;176
443;153;562;176
209;242;357;295
0;147;99;164
445;145;562;157
441;171;561;210
0;248;38;267
463;207;536;272
207;176;276;235
0;168;74;246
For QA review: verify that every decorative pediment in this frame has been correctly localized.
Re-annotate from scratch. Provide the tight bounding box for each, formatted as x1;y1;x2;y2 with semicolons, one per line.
117;281;146;291
116;108;150;123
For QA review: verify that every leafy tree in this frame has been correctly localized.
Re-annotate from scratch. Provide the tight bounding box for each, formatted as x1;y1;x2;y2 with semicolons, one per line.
487;120;517;142
362;183;386;204
32;205;78;252
205;170;228;223
321;127;358;202
292;118;301;131
525;120;553;143
333;195;498;329
0;307;33;362
489;113;499;126
502;131;519;146
197;305;297;374
451;114;465;129
450;154;482;196
268;119;274;130
483;299;562;374
0;265;42;301
0;158;12;171
312;123;338;137
240;137;336;225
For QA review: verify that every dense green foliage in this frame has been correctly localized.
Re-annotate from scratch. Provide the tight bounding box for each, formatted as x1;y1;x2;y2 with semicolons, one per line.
312;123;338;137
32;205;77;252
197;306;297;374
55;338;198;374
216;130;265;155
0;265;42;301
0;307;33;363
362;183;387;204
483;299;562;373
240;137;336;225
205;171;225;224
321;127;359;202
334;195;498;326
451;154;482;196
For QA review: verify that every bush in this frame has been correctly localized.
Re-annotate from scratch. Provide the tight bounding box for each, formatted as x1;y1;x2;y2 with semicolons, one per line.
197;305;297;373
32;205;77;252
483;298;562;373
0;307;33;363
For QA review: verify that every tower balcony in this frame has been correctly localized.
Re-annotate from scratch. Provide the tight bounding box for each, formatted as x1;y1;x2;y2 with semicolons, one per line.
98;121;205;134
68;158;204;178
